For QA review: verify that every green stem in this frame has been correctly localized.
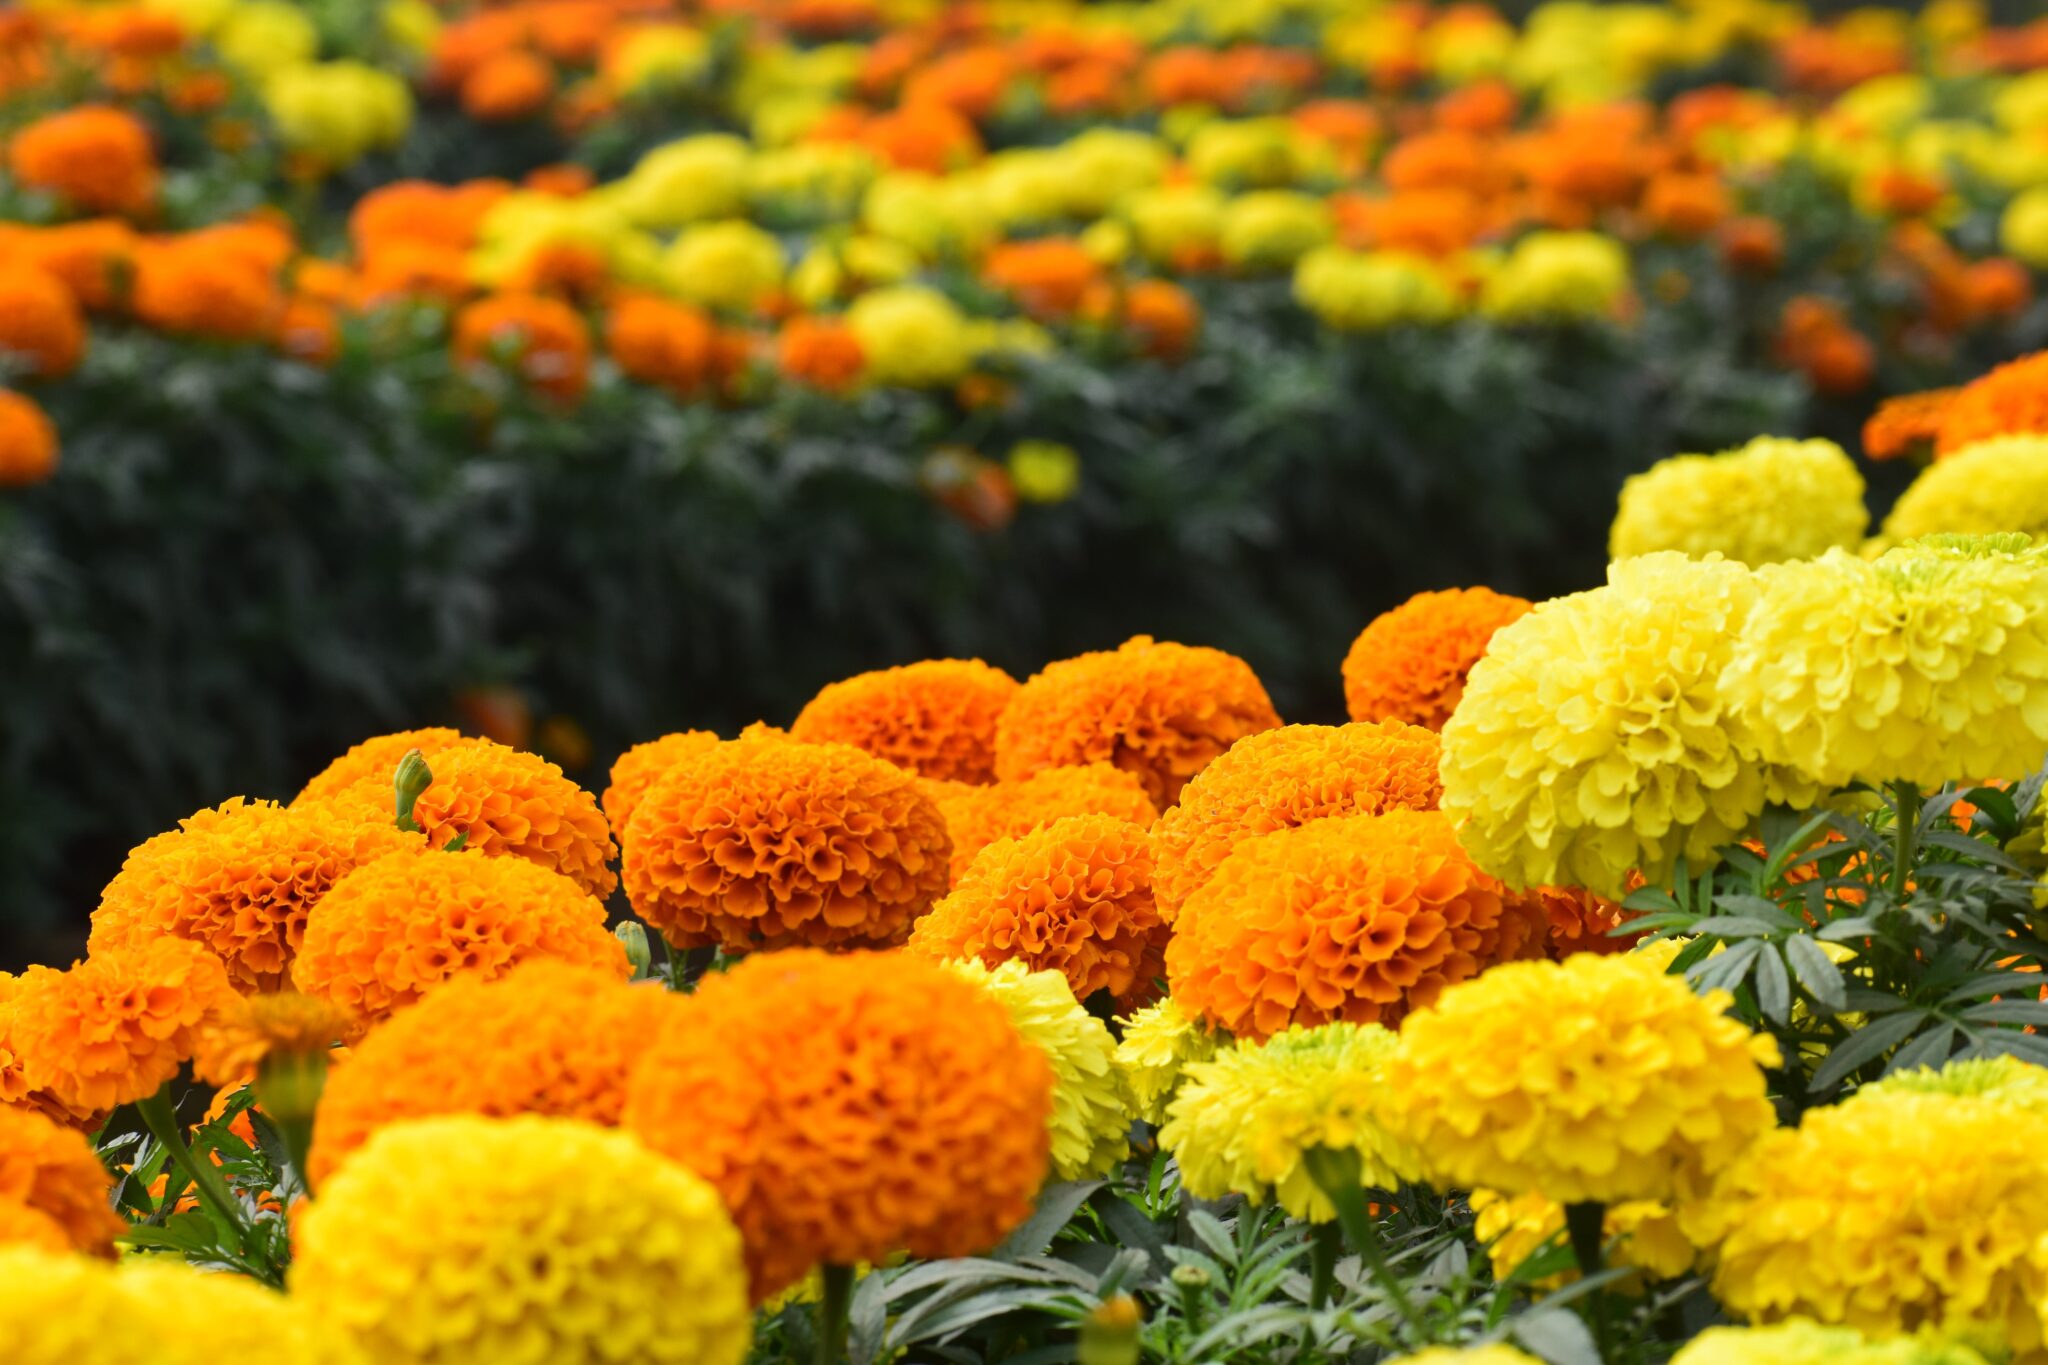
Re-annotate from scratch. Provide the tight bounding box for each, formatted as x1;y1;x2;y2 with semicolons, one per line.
136;1085;247;1249
1891;781;1922;900
1563;1201;1609;1360
1307;1219;1342;1310
814;1263;855;1365
1301;1147;1426;1337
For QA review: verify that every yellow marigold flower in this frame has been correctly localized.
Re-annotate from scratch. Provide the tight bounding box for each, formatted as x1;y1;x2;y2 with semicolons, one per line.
845;285;974;388
1159;1022;1410;1222
1470;1188;1695;1291
0;1106;122;1257
1218;190;1333;271
296;727;468;804
1167;810;1550;1041
1479;231;1632;323
1858;1055;2048;1109
1341;587;1534;731
1440;553;1815;896
1391;1349;1543;1365
1294;247;1461;330
600;729;722;831
1696;1090;2048;1352
1610;436;1869;566
1114;995;1222;1125
665;219;785;313
1150;721;1442;923
2001;186;2048;269
1722;540;2048;788
792;658;1020;784
1884;435;2048;540
1383;953;1780;1205
622;734;950;953
910;815;1166;1006
292;847;625;1026
922;764;1158;883
191;990;348;1088
293;1115;751;1365
995;636;1281;808
1670;1321;1992;1365
402;738;618;898
944;958;1130;1180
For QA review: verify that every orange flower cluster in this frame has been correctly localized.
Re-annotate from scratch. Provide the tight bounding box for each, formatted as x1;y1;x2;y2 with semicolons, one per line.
453;292;594;404
0;1105;123;1258
349;179;508;307
1933;352;2048;456
623;949;1052;1299
1774;295;1875;398
983;239;1104;321
909;814;1166;1005
600;728;722;830
621;734;951;952
1535;886;1643;958
1150;721;1443;922
190;990;349;1088
920;763;1158;882
1166;809;1549;1040
994;636;1281;807
0;266;85;379
790;658;1019;783
131;221;292;342
1341;587;1533;731
0;390;57;487
6;104;157;215
608;294;722;396
1863;388;1957;462
775;315;865;392
296;727;470;804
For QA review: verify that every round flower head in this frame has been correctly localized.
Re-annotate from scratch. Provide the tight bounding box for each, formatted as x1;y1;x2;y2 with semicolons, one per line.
1440;553;1814;897
90;796;421;992
0;972;97;1127
1865;389;1957;463
1168;810;1549;1041
1722;540;2048;789
0;266;86;379
400;738;618;899
0;389;58;487
1696;1089;2048;1351
1342;588;1534;731
924;764;1158;882
1382;952;1780;1205
1936;351;2048;455
944;959;1130;1180
293;1115;750;1365
292;846;626;1026
1671;1321;1992;1365
792;659;1020;784
1884;435;2048;540
1534;886;1641;958
308;960;676;1186
295;727;467;804
622;735;950;953
1610;437;1868;567
6;106;159;214
1470;1188;1694;1292
994;636;1282;807
0;1107;122;1257
624;949;1053;1300
1857;1055;2048;1109
600;729;720;831
1150;721;1442;922
192;990;349;1087
1114;995;1223;1124
910;815;1166;1006
1160;1023;1410;1222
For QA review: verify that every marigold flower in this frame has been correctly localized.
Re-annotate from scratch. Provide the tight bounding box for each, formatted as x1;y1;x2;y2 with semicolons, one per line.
1534;885;1641;957
1383;952;1780;1205
776;314;865;391
1864;388;1957;462
910;814;1165;1006
924;763;1158;883
1612;437;1868;566
601;729;721;831
1160;1022;1410;1222
844;285;974;388
1479;231;1631;322
1168;810;1548;1040
453;292;592;404
0;1106;122;1257
792;658;1018;783
607;292;718;394
1859;1055;2048;1108
1717;215;1784;275
0;389;58;488
190;990;348;1088
292;847;625;1025
1936;351;2048;455
623;734;949;952
294;1115;750;1365
461;49;556;121
995;636;1280;807
1341;587;1533;731
7;105;157;214
0;267;85;379
984;237;1102;320
1113;995;1221;1124
131;237;285;342
19;219;137;312
296;727;469;805
0;974;94;1127
1884;435;2048;540
1642;173;1731;240
1119;279;1202;361
1670;1322;1990;1365
0;1203;68;1255
624;949;1052;1299
1470;1187;1694;1291
1151;721;1441;922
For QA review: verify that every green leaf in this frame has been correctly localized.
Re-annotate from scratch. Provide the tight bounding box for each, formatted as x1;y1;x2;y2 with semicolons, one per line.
1512;1308;1603;1365
1960;1001;2048;1027
1784;935;1847;1013
992;1181;1104;1262
1811;1010;1927;1092
1754;947;1791;1025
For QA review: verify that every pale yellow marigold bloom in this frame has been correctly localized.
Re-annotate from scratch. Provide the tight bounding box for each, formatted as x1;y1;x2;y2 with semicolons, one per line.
1884;436;2048;541
1114;995;1222;1124
1478;232;1631;323
1390;1347;1542;1365
1857;1055;2048;1110
1670;1321;1990;1365
1611;436;1868;566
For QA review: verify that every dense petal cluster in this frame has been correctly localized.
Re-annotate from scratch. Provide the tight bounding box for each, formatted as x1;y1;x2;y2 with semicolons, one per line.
1609;437;1868;566
295;727;467;804
1114;995;1223;1125
1884;435;2048;540
1534;886;1642;957
293;1115;751;1365
994;635;1282;807
1471;1188;1695;1290
1670;1322;1991;1365
1382;952;1780;1204
292;847;625;1025
401;738;618;898
1150;721;1442;921
1860;1056;2048;1109
791;658;1020;783
600;729;721;831
0;1107;122;1258
624;950;1052;1299
1340;587;1534;731
191;990;350;1087
923;763;1158;881
0;973;97;1127
1936;351;2048;454
622;735;950;952
1167;810;1548;1040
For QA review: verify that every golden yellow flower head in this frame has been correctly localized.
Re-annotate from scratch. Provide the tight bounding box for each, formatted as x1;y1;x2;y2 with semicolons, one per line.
1611;436;1868;566
1670;1321;1992;1365
1114;995;1222;1125
1389;1349;1543;1365
1884;435;2048;541
1479;232;1631;322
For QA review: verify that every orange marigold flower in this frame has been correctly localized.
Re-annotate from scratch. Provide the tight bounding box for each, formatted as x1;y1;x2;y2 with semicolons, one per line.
624;948;1052;1300
131;238;284;342
775;315;865;392
0;389;57;488
1150;721;1443;923
607;292;718;395
908;814;1166;1005
994;636;1281;807
461;50;557;121
18;219;137;312
0;267;85;378
276;296;339;366
7;938;237;1113
922;763;1158;881
791;658;1019;784
0;1200;71;1254
191;990;350;1089
7;105;157;215
983;238;1103;320
0;1106;123;1258
1120;279;1201;362
1863;388;1956;462
296;727;469;805
1536;886;1642;958
622;735;950;952
1717;216;1784;276
453;292;592;404
1341;586;1535;730
0;972;92;1126
1166;810;1550;1040
1936;351;2048;455
405;738;616;897
89;797;422;992
292;846;625;1026
1642;173;1731;240
1967;259;2032;320
308;960;676;1187
349;179;508;256
602;730;723;832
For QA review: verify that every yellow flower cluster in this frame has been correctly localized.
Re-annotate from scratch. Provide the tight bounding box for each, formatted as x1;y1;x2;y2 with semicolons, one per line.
1113;995;1222;1125
1670;1322;1991;1365
1885;436;2048;541
1610;437;1868;566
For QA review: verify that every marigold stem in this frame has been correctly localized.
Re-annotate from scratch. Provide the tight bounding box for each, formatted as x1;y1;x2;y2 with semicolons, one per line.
814;1262;856;1365
1307;1219;1342;1310
1301;1146;1426;1337
136;1084;247;1250
1563;1200;1609;1358
1891;780;1922;900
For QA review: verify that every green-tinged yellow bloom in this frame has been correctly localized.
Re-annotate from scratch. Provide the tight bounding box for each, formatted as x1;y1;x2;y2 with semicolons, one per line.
1470;1188;1695;1292
864;173;996;260
1479;232;1631;323
264;63;414;167
1059;130;1172;217
1383;953;1780;1205
293;1115;750;1365
1007;440;1080;504
1855;1055;2048;1110
1219;191;1333;272
1158;1022;1409;1222
1885;436;2048;540
1188;118;1334;189
1389;1347;1542;1365
607;24;710;97
381;0;440;56
944;958;1130;1180
1671;1321;1991;1365
1440;553;1813;896
1294;247;1460;330
611;135;751;228
1694;1090;2048;1354
1122;185;1226;267
1114;996;1223;1124
1611;437;1868;566
665;221;785;313
216;1;318;74
847;286;974;388
747;144;878;225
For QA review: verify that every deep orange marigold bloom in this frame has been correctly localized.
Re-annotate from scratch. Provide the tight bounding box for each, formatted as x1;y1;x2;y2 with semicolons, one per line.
776;315;865;392
607;293;718;395
275;296;339;366
296;727;469;805
454;292;592;404
357;241;475;306
308;960;676;1186
1863;387;1956;462
461;49;557;121
0;390;57;488
1936;352;2048;455
18;219;137;312
131;238;285;342
922;763;1158;882
349;179;508;256
1967;259;2032;320
0;1105;123;1257
837;103;982;174
7;105;157;215
0;972;89;1126
791;658;1019;784
901;46;1013;120
1435;79;1519;133
1717;216;1784;276
1166;809;1549;1040
292;846;626;1026
602;729;723;832
984;238;1102;320
1150;721;1443;922
995;636;1280;807
624;949;1052;1299
0;267;85;378
622;734;951;952
1536;886;1642;958
909;814;1166;1004
1120;280;1202;362
1642;173;1731;240
190;990;349;1088
1383;129;1503;196
1342;586;1534;730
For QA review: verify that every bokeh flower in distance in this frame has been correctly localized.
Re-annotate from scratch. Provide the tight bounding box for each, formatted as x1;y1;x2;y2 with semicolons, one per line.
1609;437;1868;566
